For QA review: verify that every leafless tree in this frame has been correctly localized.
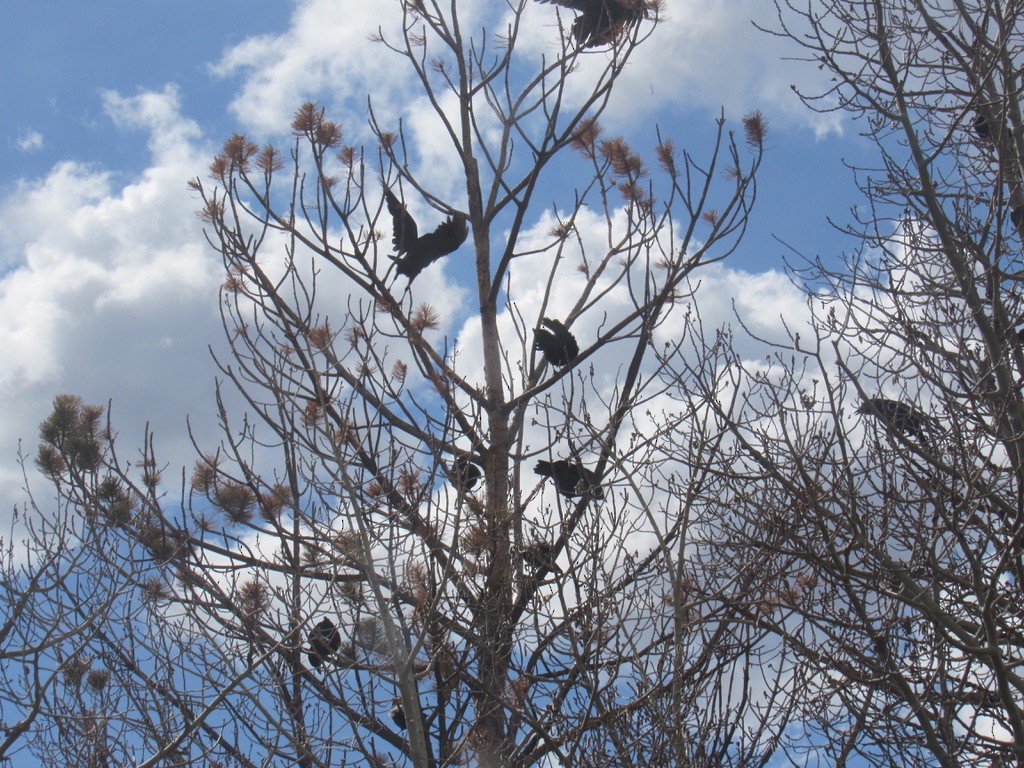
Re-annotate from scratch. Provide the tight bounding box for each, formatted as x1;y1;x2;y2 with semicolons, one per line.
665;1;1024;765
13;1;797;766
0;405;143;766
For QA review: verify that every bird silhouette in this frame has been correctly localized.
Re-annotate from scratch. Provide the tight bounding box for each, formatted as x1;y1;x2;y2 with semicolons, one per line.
535;459;603;498
535;0;651;48
857;398;932;441
389;698;407;729
533;318;579;367
307;617;341;669
449;455;482;492
523;540;564;575
973;112;992;140
385;189;468;281
972;110;1011;143
1011;207;1023;232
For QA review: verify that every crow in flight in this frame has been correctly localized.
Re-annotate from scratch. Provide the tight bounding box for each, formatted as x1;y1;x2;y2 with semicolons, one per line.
857;398;932;441
385;188;468;281
307;617;341;669
523;540;564;576
449;455;483;492
535;0;652;48
534;318;579;367
535;459;603;498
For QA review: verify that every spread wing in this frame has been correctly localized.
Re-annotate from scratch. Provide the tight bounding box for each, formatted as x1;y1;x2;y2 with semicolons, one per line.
533;327;556;352
541;317;568;335
537;0;646;47
534;0;593;9
542;317;577;347
418;215;469;260
385;189;419;254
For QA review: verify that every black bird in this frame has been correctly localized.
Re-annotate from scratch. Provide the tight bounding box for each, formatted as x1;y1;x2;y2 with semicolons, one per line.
536;0;652;49
973;111;992;140
307;617;341;669
1011;206;1024;232
535;459;603;499
972;110;1011;143
533;318;579;367
857;398;932;441
385;189;468;281
449;454;482;492
389;698;407;730
523;540;564;576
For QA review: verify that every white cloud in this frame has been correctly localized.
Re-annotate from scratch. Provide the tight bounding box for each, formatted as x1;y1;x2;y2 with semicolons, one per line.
0;0;839;554
452;205;812;387
620;0;842;135
16;130;44;153
0;86;224;519
211;0;410;138
212;0;495;138
214;0;840;162
516;0;842;137
442;205;816;552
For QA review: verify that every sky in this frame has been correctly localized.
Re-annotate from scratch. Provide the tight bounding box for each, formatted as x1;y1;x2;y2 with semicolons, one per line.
0;0;876;523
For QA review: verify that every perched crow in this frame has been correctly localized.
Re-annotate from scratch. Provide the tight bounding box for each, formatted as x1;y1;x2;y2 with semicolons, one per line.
1011;206;1024;231
857;398;932;441
973;111;992;140
389;698;407;730
972;110;1011;143
449;455;482;492
307;617;341;669
523;540;564;576
533;318;579;367
535;459;603;499
536;0;652;48
385;189;468;281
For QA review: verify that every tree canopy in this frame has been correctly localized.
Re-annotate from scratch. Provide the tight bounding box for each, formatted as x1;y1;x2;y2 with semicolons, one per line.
3;1;1023;767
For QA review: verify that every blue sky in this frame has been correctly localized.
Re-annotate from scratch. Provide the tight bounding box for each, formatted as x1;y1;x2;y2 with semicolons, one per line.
0;0;872;519
0;1;289;183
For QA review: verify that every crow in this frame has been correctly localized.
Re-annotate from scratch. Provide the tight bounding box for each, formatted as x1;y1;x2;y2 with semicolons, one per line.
385;189;468;281
389;698;407;729
535;459;603;499
449;455;482;492
536;0;652;49
972;110;1011;143
857;398;932;441
523;540;564;575
533;318;579;367
307;617;341;669
1011;206;1024;231
973;111;992;140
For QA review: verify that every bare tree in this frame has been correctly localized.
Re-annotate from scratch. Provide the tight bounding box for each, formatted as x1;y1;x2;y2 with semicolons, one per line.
0;402;141;766
14;1;795;767
667;1;1024;765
